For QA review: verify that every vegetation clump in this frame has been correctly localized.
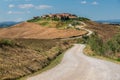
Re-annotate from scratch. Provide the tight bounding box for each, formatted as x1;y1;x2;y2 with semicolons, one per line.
78;17;90;21
84;32;120;60
0;39;15;47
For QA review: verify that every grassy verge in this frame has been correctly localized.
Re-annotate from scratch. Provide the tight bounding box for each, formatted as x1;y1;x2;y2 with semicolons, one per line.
84;45;120;64
19;47;69;80
0;38;75;80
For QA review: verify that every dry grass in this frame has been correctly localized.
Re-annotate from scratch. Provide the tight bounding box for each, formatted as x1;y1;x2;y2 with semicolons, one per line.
84;45;95;56
0;22;87;39
35;20;58;28
85;21;119;41
0;39;73;80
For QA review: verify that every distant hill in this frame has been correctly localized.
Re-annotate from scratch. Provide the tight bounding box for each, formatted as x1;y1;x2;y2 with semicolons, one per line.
96;19;120;24
0;13;118;40
0;22;87;39
0;21;20;28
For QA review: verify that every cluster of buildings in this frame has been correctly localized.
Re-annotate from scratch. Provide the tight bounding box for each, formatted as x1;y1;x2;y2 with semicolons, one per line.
32;13;78;20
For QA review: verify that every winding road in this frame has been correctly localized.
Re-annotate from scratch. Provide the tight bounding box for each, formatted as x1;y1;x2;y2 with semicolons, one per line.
27;24;120;80
27;44;120;80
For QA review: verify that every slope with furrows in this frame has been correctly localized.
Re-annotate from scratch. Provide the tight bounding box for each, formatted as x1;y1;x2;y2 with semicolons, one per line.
0;22;87;39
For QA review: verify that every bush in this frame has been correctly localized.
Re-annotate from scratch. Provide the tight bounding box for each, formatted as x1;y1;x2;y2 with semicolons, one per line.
27;17;42;22
71;21;80;26
106;33;120;53
0;39;15;47
86;32;107;55
86;32;120;59
52;18;60;21
78;17;90;21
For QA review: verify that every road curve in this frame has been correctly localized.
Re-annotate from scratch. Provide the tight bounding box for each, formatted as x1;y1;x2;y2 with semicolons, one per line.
61;25;93;40
27;44;120;80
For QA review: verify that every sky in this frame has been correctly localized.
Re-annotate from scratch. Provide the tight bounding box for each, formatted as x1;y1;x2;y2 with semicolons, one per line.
0;0;120;22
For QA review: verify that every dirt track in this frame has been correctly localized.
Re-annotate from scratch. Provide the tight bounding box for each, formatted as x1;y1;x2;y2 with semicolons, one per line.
27;44;120;80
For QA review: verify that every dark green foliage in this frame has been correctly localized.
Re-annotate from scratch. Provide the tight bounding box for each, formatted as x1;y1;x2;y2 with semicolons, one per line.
61;16;70;21
86;33;104;55
77;38;85;44
27;17;42;22
82;35;89;43
71;21;80;26
106;33;120;53
52;17;60;21
117;58;120;61
86;32;120;59
78;17;90;21
0;39;15;47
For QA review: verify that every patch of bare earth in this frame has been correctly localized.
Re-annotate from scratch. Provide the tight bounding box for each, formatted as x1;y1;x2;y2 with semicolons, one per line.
85;21;119;41
0;22;87;39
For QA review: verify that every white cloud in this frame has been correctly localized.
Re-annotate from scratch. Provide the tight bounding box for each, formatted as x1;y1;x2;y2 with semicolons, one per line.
81;1;87;4
8;3;53;10
8;10;31;14
92;1;98;5
8;11;12;14
80;1;99;5
36;5;52;10
8;4;15;8
18;4;34;9
8;11;24;14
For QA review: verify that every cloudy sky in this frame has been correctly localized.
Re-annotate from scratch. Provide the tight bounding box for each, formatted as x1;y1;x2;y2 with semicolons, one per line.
0;0;120;22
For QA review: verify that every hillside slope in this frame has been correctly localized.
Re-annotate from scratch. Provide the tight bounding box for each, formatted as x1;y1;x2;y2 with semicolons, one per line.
0;39;74;80
85;21;119;40
0;22;87;39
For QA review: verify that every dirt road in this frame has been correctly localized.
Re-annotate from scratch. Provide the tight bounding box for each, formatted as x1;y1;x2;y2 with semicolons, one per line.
61;25;93;40
27;44;120;80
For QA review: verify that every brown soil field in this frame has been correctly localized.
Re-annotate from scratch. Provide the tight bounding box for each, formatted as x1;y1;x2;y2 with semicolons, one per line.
85;21;120;41
0;22;87;39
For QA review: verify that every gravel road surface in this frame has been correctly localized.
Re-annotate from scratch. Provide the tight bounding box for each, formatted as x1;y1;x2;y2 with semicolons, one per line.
27;44;120;80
